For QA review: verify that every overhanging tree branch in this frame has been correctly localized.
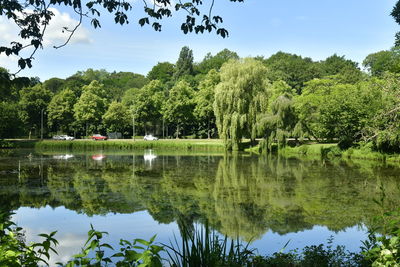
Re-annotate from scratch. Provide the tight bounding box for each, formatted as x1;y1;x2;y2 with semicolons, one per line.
1;0;244;73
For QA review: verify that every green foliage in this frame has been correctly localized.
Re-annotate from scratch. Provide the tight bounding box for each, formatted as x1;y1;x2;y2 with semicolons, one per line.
103;72;149;101
214;58;271;150
257;81;297;151
321;54;364;84
195;49;239;74
361;189;400;267
0;211;58;267
0;67;12;101
74;81;109;134
263;51;322;93
65;224;164;266
147;62;175;84
18;83;53;137
363;48;400;76
174;46;194;80
163;80;195;138
260;243;364;266
392;1;400;46
42;78;66;94
47;88;77;134
0;101;21;138
360;74;400;152
295;77;382;147
194;69;220;138
165;222;254;267
122;80;165;135
103;101;131;133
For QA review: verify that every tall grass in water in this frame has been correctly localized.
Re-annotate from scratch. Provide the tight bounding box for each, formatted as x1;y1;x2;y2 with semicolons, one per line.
165;222;254;267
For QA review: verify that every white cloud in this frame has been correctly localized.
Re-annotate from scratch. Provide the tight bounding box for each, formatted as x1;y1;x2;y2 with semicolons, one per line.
0;8;92;48
44;8;92;47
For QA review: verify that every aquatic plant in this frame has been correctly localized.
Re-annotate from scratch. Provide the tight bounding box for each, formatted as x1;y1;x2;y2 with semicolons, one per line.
165;222;254;267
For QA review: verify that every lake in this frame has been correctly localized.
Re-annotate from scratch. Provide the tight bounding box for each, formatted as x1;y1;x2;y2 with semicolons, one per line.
1;149;399;264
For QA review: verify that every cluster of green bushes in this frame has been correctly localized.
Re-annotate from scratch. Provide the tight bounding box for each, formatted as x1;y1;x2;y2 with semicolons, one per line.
279;142;400;163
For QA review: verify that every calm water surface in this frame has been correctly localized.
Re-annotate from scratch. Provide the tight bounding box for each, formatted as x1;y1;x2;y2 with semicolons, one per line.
1;149;399;264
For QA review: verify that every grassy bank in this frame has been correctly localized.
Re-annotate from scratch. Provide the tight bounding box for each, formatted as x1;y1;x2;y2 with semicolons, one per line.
279;143;400;162
34;139;225;152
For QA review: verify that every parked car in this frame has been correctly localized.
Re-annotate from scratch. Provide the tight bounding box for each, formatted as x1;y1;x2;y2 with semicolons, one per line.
143;134;158;141
91;134;108;140
60;135;74;140
52;135;63;140
53;135;74;140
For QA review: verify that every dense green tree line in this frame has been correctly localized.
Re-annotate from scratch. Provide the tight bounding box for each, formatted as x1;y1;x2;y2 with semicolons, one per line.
1;46;400;152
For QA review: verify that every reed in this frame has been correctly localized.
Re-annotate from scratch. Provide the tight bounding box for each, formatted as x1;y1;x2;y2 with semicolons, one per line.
165;222;254;267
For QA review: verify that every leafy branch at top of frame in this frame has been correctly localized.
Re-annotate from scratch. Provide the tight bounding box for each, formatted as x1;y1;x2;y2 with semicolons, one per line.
0;0;245;75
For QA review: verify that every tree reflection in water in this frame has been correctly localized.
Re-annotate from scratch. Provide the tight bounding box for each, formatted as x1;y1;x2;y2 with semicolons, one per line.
0;150;399;241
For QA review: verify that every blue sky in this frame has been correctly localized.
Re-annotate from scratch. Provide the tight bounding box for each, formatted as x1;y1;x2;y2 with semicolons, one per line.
0;0;398;81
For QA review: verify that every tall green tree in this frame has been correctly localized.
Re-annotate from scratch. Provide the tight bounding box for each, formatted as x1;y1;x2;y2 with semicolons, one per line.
214;58;270;150
122;80;164;135
73;81;109;136
163;80;195;138
102;101;131;134
43;78;66;94
194;69;220;138
363;49;400;76
295;77;382;148
103;72;148;101
0;102;21;138
321;54;363;83
174;46;194;80
19;84;53;139
257;81;297;150
362;73;400;152
263;52;322;94
147;62;175;84
47;88;77;134
195;49;239;74
391;1;400;46
0;68;12;101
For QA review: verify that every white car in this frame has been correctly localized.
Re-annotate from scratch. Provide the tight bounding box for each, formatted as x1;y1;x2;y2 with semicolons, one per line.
143;135;158;141
58;135;75;140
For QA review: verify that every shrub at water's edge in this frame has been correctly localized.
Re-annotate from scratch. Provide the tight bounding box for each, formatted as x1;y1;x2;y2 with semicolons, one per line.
278;142;400;162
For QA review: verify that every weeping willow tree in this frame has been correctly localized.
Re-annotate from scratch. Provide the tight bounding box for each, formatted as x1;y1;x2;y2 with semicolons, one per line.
214;58;271;150
257;81;297;152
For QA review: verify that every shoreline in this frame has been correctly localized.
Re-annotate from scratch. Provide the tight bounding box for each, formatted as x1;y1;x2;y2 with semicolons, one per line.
3;139;400;163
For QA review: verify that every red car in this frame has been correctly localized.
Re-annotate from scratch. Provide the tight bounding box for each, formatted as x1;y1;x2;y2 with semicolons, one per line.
91;134;108;140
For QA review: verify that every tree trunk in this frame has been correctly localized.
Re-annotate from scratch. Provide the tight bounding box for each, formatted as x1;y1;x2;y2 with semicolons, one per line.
176;124;180;139
207;119;210;139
